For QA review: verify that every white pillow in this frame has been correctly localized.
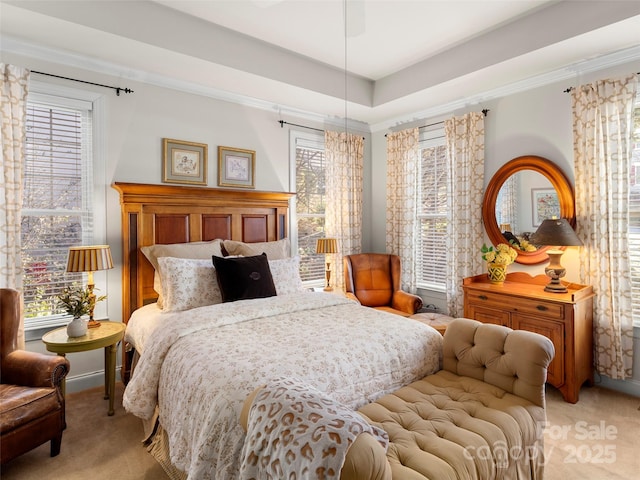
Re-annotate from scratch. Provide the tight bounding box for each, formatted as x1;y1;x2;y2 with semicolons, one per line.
269;256;305;295
156;257;222;312
153;271;166;309
223;238;290;259
142;239;224;306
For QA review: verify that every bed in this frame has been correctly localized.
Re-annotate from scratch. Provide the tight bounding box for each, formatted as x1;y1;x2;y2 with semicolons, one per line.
112;182;443;480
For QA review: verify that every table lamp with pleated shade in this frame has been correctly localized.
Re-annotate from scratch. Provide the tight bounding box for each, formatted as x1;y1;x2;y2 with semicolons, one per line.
66;245;114;327
315;238;338;292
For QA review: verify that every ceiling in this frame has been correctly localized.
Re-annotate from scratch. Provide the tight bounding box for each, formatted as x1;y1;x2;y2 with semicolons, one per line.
1;0;640;129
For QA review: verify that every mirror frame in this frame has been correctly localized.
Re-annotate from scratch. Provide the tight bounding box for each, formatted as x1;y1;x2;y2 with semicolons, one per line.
482;155;576;265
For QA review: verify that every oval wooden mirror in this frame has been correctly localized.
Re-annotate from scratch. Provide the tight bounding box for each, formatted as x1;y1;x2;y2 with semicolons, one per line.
482;155;575;265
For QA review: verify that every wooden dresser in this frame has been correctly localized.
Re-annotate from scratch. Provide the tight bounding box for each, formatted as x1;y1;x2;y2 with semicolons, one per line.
462;272;594;403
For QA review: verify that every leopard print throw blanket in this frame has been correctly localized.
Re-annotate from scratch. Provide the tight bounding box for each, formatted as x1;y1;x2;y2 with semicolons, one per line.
239;377;389;480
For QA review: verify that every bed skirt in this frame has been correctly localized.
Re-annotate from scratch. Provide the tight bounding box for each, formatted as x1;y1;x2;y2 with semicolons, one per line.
145;421;188;480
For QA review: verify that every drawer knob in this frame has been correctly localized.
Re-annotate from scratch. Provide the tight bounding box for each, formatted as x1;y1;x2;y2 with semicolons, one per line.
536;305;548;311
478;295;488;301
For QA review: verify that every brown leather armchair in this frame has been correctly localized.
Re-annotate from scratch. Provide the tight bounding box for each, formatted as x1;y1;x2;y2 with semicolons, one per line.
343;253;423;317
0;288;70;464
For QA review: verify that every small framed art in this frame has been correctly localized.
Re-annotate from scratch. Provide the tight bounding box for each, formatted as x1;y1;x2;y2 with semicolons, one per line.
218;146;255;188
162;138;207;185
531;188;560;227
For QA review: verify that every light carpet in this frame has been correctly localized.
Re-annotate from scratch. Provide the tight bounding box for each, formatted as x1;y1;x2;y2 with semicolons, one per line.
1;382;638;479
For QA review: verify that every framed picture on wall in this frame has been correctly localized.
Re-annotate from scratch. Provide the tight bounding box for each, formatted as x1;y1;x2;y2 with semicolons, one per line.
162;138;207;185
218;146;255;188
531;188;560;227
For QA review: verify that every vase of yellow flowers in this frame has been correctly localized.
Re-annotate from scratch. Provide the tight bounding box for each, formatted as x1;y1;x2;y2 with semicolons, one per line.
481;243;518;285
57;286;106;337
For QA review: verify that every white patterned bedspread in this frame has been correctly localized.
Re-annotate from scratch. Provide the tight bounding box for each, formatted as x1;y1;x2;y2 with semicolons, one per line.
123;303;163;354
123;292;442;480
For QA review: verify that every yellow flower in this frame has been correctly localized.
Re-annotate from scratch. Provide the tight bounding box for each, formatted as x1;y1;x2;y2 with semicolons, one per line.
518;239;537;252
481;243;518;266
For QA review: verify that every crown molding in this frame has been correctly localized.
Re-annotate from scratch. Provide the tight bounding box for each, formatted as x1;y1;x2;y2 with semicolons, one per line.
2;34;370;133
370;44;640;133
3;35;638;135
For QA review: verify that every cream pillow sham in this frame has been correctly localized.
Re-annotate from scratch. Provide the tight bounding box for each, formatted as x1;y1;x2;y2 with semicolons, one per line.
141;239;224;307
141;239;224;272
156;257;222;312
222;238;290;259
268;256;305;295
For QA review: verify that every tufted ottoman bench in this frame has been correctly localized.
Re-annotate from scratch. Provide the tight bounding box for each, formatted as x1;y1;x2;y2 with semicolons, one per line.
357;319;555;479
240;319;555;480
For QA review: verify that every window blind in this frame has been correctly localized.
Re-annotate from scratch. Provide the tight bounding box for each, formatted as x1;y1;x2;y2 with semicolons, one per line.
22;100;93;328
417;139;448;288
295;136;326;282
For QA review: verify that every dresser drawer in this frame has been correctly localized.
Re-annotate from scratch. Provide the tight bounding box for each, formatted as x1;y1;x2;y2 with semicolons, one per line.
465;304;510;327
465;290;564;319
512;298;564;319
464;290;513;311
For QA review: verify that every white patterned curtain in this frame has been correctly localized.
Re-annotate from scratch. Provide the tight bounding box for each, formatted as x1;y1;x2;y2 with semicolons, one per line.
385;128;420;292
444;112;485;316
325;130;364;291
1;63;29;348
572;74;637;380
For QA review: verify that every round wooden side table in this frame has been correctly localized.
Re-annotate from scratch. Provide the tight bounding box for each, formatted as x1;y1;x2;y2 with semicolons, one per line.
42;320;125;416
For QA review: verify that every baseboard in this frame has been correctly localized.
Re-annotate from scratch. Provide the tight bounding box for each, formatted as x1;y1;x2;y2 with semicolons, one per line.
594;374;640;398
65;367;122;394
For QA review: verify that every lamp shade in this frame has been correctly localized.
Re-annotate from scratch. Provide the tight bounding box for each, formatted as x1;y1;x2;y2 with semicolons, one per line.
530;218;582;246
315;238;338;254
66;245;114;273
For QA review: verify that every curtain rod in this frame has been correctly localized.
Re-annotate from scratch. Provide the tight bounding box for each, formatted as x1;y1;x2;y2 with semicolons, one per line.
278;120;364;139
279;120;323;133
563;73;640;93
385;108;489;137
419;108;489;129
31;70;134;96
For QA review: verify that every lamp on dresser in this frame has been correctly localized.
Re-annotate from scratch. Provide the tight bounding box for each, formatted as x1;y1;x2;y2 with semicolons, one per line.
316;238;338;292
530;217;583;293
66;245;114;327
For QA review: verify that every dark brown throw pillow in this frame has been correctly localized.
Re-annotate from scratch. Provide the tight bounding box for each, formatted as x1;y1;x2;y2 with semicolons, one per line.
212;253;277;302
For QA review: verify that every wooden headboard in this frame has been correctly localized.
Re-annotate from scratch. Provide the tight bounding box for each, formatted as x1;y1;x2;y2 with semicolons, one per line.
112;182;294;321
112;182;293;383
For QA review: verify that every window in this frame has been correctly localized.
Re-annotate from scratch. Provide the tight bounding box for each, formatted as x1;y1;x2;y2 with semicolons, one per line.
630;97;640;326
417;127;448;289
22;87;102;330
291;131;326;284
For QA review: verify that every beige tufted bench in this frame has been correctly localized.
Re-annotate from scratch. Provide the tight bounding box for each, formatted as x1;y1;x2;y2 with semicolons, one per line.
357;318;555;479
240;319;555;480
